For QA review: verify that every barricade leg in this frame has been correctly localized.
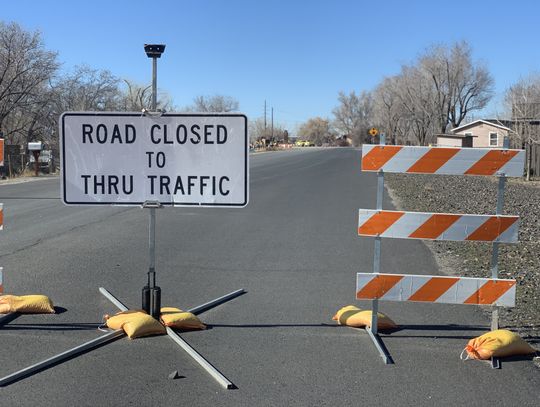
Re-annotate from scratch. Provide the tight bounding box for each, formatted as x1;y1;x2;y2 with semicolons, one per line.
365;327;393;365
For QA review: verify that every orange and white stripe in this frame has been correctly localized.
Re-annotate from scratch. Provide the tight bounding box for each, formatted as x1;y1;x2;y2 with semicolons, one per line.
361;145;525;177
356;273;516;307
358;209;519;243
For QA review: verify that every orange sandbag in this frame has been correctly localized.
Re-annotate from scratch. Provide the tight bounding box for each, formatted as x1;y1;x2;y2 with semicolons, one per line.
0;295;55;314
462;329;536;360
333;305;397;330
106;310;166;339
160;307;206;330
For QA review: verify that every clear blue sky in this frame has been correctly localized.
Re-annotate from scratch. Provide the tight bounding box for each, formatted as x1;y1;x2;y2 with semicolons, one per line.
2;0;540;133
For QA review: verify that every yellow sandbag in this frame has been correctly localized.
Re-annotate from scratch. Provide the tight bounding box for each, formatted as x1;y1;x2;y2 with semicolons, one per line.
0;295;55;314
333;305;397;330
463;329;536;360
160;307;206;330
106;310;166;339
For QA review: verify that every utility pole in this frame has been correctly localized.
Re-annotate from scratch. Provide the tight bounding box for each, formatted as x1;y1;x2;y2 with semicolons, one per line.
271;107;274;140
264;100;267;133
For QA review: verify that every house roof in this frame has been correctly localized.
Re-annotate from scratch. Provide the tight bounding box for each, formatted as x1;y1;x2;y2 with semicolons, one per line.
452;119;512;133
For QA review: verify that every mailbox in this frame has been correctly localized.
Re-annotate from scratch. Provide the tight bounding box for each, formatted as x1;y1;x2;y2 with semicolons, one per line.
28;142;42;151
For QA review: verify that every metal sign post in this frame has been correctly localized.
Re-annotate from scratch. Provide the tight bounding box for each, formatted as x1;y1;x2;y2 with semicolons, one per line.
141;44;164;316
142;201;161;318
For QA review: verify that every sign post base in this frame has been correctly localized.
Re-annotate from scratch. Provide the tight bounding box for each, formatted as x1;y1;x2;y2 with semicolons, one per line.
0;287;246;389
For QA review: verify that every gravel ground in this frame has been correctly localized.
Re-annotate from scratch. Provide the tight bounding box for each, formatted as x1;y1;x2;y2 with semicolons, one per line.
385;173;540;344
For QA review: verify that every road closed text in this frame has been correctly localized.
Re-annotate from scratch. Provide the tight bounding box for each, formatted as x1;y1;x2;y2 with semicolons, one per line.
81;123;228;145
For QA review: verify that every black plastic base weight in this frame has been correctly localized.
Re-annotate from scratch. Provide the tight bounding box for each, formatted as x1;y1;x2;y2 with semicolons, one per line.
143;285;161;318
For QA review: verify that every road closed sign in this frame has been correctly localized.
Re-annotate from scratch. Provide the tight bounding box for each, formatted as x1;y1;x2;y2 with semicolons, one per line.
61;112;248;207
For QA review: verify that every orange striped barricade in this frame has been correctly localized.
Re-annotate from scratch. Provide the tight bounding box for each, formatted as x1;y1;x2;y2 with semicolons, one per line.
358;137;525;366
361;145;525;176
358;210;519;243
356;273;516;307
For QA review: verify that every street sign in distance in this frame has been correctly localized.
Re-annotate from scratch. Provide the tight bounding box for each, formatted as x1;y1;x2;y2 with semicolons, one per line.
369;127;379;137
60;112;249;207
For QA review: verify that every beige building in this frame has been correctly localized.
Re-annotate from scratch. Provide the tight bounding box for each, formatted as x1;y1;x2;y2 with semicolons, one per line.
437;120;512;148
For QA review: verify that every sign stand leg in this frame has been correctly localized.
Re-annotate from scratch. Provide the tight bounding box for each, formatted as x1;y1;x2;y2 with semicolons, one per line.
0;330;126;386
0;312;18;326
363;133;393;364
100;287;245;389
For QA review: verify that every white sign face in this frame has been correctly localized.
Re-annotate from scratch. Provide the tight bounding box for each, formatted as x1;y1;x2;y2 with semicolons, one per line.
61;112;248;207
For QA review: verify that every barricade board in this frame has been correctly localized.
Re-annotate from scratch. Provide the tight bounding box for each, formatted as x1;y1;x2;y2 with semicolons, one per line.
356;273;516;307
60;112;248;207
361;145;525;177
358;209;519;242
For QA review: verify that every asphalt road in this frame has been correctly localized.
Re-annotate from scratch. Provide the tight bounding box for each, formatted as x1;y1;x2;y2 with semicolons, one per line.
0;148;538;406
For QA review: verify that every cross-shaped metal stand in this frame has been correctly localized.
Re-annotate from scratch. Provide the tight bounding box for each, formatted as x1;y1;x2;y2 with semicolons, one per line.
0;287;245;388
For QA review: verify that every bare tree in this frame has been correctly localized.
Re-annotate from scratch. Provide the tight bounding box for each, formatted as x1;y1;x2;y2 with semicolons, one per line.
249;116;288;145
3;86;57;146
249;117;270;143
392;64;438;146
52;65;122;112
505;74;540;179
119;79;173;112
368;41;494;146
447;42;493;129
332;90;373;146
186;94;239;112
120;80;152;111
297;117;332;145
0;22;58;138
419;41;494;133
372;77;410;144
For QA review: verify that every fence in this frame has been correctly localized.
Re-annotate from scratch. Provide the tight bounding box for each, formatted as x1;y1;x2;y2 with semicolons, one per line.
525;142;540;178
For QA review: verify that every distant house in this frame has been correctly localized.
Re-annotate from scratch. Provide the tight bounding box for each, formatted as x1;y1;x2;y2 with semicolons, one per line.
336;135;353;146
437;120;512;148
